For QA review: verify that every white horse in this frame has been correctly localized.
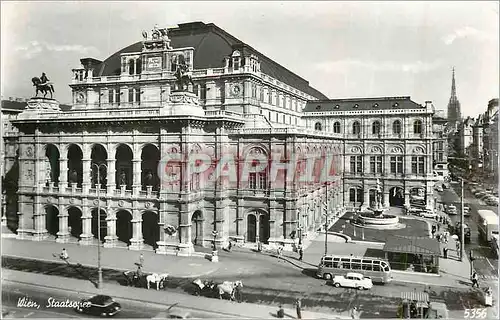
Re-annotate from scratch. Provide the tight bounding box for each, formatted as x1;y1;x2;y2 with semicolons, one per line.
217;280;243;300
146;273;169;290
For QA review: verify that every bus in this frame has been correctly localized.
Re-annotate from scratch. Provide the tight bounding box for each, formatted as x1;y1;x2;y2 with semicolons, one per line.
317;255;392;284
477;210;499;243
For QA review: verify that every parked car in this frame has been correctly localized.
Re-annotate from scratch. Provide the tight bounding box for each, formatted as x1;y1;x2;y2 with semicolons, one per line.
485;198;499;206
479;194;493;201
475;191;487;198
435;185;444;192
446;205;457;215
464;206;471;217
74;295;121;317
330;272;373;290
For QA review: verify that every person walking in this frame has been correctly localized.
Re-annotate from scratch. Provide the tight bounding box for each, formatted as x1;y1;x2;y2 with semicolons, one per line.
277;304;285;318
443;247;448;259
139;253;144;267
234;283;243;303
351;306;360;319
298;246;304;261
456;241;460;253
60;248;69;260
471;271;479;288
295;298;302;319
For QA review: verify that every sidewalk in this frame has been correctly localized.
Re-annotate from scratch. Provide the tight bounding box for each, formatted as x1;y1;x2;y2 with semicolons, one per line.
2;269;349;319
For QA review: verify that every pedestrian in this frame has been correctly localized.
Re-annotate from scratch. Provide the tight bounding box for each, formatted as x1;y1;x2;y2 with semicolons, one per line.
351;306;359;319
298;246;303;261
436;234;441;243
277;304;285;318
471;271;479;288
277;245;283;259
437;224;440;232
60;248;69;260
257;241;262;252
139;253;144;267
456;241;460;252
234;283;243;303
443;247;448;259
295;298;302;319
228;240;233;252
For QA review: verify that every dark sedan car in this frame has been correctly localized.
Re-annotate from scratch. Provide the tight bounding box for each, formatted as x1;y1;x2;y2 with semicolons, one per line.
74;295;121;317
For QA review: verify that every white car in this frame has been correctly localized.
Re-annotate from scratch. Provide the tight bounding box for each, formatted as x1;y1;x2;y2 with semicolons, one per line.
330;272;373;290
419;211;438;219
446;205;457;215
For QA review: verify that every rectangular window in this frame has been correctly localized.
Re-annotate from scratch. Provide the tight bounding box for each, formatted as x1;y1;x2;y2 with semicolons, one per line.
260;88;264;101
115;89;120;105
411;156;425;174
200;84;207;100
135;88;140;104
390;156;403;174
233;58;240;71
438;153;443;162
370;156;382;173
282;115;285;123
258;172;267;189
350;156;362;173
268;91;272;104
128;88;134;103
249;172;256;189
108;88;120;105
252;84;257;98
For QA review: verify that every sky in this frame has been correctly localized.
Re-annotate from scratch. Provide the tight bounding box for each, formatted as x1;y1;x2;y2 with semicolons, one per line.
1;1;498;118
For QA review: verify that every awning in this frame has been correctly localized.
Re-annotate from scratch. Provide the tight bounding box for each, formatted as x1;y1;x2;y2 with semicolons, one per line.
401;291;429;303
383;235;441;255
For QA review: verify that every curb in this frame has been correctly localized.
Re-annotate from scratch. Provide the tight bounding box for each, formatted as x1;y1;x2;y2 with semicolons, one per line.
2;278;245;319
391;278;468;289
2;254;218;279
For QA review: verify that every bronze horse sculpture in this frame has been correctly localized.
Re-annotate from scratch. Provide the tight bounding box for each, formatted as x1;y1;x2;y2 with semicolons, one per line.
173;54;194;91
32;77;55;98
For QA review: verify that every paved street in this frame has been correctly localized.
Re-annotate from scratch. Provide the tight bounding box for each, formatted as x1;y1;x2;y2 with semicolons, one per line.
439;183;499;283
2;234;489;319
2;282;169;318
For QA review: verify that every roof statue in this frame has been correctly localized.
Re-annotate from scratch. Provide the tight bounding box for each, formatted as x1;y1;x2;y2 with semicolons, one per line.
172;54;194;92
32;72;55;99
142;25;171;51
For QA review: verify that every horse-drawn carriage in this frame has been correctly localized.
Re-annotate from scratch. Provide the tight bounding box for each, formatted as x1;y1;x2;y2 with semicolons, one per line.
123;270;168;290
192;279;243;301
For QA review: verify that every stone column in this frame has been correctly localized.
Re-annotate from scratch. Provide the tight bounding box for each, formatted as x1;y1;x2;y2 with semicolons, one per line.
79;207;93;245
404;189;410;207
56;204;70;243
362;188;370;210
383;191;390;208
107;159;116;194
132;158;141;196
82;158;91;194
129;210;144;250
104;211;118;248
59;157;68;190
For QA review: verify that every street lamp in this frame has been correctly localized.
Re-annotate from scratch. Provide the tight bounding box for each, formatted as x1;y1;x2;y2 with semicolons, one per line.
211;230;218;251
92;163;107;289
322;201;329;256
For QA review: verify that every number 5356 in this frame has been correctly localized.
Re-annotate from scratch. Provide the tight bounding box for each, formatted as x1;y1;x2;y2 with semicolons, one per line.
464;308;487;319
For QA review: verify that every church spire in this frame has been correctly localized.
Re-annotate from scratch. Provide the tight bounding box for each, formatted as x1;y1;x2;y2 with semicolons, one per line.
450;67;457;100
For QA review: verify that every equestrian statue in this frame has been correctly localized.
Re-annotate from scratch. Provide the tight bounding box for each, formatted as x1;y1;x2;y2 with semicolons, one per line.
32;72;55;98
172;54;194;92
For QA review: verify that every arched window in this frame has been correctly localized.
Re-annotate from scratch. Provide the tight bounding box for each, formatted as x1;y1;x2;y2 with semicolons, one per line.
413;120;423;134
372;121;381;135
393;120;401;134
352;121;361;135
315;122;322;131
333;122;341;133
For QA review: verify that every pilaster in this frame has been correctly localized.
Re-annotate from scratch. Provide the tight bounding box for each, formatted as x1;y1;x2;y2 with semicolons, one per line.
59;157;68;189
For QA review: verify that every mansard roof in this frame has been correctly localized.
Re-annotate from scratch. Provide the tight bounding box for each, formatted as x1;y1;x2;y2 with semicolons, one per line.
93;22;327;100
303;96;425;112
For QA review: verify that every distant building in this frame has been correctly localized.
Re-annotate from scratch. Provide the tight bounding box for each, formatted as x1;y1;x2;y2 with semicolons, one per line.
432;114;448;179
457;116;474;156
446;68;462;132
302;98;438;210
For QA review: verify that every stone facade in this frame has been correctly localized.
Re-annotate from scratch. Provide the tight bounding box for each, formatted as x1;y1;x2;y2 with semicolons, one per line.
302;98;437;210
6;23;344;255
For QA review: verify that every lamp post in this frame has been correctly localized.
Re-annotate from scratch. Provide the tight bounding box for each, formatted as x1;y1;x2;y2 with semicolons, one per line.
92;163;107;289
459;177;465;261
211;230;218;251
323;201;329;256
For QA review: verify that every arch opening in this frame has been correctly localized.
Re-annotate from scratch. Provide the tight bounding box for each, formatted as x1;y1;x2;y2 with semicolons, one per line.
116;210;132;245
389;187;404;207
191;210;203;245
141;144;160;191
45;205;59;237
67;144;83;188
142;211;159;249
68;207;82;239
91;144;108;189
91;209;107;242
45;144;60;186
116;144;133;190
